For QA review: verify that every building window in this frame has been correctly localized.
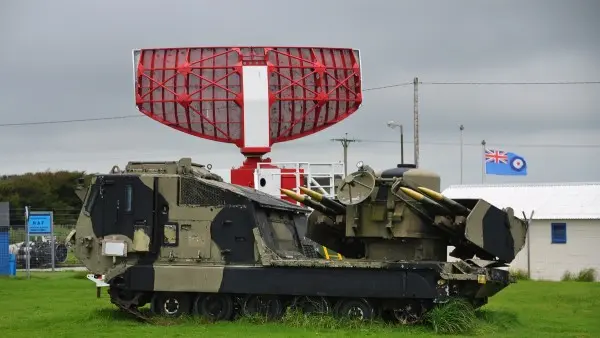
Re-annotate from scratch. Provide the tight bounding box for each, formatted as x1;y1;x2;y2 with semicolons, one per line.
551;222;566;244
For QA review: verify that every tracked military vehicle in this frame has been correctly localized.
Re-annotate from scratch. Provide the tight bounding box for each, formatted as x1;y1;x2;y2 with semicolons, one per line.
70;157;527;324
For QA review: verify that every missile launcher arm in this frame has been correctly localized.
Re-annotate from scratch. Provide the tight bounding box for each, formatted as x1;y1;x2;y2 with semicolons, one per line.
398;186;528;264
440;198;527;263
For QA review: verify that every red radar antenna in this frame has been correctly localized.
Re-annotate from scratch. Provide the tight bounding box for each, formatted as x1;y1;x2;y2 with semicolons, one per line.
133;46;363;201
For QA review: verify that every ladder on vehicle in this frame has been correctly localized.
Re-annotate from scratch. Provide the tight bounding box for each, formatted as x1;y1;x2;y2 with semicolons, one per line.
322;246;343;260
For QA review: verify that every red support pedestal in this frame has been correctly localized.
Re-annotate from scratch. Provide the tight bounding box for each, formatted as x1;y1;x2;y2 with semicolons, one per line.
230;157;306;204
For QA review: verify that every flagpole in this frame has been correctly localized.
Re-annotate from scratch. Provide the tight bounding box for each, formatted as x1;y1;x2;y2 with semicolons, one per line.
459;124;464;184
481;140;486;184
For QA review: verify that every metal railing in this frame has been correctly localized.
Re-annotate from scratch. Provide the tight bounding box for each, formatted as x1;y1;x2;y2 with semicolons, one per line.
255;161;345;204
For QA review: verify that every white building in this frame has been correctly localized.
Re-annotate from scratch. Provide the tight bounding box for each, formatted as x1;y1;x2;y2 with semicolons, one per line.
442;182;600;282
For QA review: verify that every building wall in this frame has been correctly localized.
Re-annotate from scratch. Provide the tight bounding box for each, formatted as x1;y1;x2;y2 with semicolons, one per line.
447;219;600;281
511;219;600;281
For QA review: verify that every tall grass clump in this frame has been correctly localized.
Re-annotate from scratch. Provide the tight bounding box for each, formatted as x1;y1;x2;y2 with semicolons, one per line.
238;308;384;331
423;298;477;334
509;269;530;281
562;268;597;282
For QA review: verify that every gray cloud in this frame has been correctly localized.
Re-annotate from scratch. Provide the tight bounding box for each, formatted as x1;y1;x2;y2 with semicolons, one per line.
1;0;599;189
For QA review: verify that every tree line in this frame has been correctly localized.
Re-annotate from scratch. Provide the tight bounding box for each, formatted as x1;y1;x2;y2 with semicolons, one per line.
0;171;94;224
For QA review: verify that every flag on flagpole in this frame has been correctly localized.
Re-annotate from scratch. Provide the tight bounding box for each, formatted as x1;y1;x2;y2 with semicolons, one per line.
484;148;527;176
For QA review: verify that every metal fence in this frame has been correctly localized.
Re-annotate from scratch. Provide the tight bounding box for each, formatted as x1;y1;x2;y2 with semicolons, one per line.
0;205;85;272
8;223;83;270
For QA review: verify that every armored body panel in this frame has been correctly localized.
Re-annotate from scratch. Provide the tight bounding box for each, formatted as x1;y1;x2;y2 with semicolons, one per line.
71;158;528;324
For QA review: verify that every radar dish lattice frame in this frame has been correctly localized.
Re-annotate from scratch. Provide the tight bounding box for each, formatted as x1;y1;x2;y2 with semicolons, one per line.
133;46;363;157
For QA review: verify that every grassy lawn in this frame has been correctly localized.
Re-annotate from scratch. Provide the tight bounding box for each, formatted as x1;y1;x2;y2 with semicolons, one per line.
0;271;599;337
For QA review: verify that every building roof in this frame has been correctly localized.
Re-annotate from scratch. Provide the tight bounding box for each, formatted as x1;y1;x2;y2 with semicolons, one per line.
441;182;600;220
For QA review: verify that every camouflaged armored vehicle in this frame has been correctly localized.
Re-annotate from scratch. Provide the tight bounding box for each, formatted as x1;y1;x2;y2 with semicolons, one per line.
70;158;527;324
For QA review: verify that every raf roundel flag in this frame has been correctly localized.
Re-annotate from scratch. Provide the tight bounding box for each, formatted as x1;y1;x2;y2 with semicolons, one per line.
484;149;527;176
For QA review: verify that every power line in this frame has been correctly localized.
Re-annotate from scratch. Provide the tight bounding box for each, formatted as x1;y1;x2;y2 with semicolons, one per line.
1;140;597;169
362;82;412;91
357;139;600;149
0;115;141;127
421;81;600;85
1;79;599;128
0;83;412;127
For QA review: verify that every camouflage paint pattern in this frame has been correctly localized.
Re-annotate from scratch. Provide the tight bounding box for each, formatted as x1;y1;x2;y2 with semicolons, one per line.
70;158;527;322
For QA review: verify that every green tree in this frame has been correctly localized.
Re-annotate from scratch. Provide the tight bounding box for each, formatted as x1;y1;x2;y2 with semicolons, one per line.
0;171;94;224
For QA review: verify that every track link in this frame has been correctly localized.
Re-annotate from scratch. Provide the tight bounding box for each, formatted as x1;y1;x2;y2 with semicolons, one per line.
112;298;152;323
109;287;152;323
113;302;151;323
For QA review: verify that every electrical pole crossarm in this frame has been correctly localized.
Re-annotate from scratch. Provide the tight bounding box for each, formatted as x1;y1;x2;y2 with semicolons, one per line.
330;133;362;176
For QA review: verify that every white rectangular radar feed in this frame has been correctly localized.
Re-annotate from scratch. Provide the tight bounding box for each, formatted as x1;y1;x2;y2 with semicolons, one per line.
242;66;270;149
102;240;127;257
356;49;362;93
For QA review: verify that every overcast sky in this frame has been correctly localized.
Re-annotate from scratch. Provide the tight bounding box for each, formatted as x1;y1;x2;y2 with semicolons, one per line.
1;0;599;190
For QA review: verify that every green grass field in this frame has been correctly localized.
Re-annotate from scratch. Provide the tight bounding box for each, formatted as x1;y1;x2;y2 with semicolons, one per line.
0;271;598;337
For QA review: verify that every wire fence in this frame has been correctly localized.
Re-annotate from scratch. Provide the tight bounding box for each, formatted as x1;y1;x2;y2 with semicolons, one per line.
2;209;81;227
8;224;81;270
1;207;84;271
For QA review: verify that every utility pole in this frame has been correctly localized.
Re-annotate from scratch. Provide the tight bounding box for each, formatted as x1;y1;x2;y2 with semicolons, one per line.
413;77;419;167
330;133;360;176
481;139;486;183
460;124;464;184
522;210;534;279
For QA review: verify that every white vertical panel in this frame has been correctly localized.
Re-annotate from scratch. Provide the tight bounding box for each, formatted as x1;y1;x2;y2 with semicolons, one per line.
254;168;282;197
131;49;141;104
242;66;270;149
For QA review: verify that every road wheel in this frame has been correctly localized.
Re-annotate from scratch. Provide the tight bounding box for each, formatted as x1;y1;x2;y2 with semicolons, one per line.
194;293;234;321
334;298;375;321
242;295;284;320
290;296;331;315
389;304;422;324
152;292;190;317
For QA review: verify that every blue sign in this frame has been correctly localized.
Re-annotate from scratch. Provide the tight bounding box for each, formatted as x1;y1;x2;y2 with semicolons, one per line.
27;212;53;235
